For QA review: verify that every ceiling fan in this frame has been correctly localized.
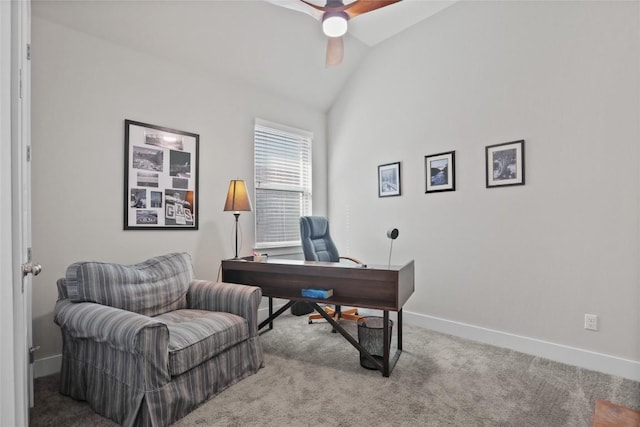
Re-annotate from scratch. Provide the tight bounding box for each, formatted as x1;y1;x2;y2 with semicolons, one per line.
265;0;402;66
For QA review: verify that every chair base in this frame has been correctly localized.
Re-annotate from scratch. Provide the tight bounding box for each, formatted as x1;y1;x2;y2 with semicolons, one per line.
308;306;360;323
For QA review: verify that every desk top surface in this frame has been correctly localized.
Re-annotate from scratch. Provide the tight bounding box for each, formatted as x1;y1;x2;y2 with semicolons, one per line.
223;257;413;273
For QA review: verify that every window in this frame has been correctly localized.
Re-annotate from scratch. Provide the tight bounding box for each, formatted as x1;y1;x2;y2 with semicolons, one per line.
254;118;312;249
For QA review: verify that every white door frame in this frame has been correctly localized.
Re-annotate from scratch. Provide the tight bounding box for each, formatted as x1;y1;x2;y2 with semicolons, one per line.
0;0;19;422
0;1;31;425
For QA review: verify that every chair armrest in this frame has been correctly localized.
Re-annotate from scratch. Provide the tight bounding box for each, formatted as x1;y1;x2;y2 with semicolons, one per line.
54;299;169;354
55;299;171;388
187;280;262;337
340;256;363;264
56;278;69;299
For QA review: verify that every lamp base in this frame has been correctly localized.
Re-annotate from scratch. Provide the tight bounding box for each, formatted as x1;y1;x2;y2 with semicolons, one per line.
233;212;240;259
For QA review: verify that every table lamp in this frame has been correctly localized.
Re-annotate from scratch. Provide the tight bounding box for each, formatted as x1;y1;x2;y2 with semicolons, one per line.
224;179;252;259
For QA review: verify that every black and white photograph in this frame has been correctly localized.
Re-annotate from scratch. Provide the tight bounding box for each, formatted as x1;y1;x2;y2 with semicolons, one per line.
164;190;195;226
130;188;147;208
425;151;455;193
124;120;199;229
170;150;191;178
150;191;163;208
132;146;163;172
136;210;158;225
172;177;189;189
137;171;159;187
378;161;401;197
485;140;525;188
145;132;184;150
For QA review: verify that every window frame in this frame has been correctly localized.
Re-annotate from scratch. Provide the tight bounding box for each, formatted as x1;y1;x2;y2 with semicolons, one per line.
253;118;313;250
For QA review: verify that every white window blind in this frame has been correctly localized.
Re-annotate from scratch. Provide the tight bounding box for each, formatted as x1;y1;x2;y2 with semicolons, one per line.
254;119;312;248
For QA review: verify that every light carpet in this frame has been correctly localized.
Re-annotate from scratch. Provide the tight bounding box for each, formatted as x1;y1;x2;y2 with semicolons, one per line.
31;312;640;426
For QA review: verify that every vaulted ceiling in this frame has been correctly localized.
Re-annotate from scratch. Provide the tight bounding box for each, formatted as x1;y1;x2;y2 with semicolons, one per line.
32;0;454;111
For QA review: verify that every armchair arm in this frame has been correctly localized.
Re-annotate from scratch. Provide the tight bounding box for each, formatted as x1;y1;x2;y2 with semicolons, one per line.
54;299;170;387
340;256;363;264
187;280;262;337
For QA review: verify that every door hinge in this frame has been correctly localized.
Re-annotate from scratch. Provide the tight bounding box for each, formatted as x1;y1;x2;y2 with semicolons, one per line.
26;145;31;162
29;346;40;364
27;44;31;60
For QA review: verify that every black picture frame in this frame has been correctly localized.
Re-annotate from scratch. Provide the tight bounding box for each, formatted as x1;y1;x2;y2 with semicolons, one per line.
124;119;199;230
425;151;456;193
378;161;401;197
485;140;525;188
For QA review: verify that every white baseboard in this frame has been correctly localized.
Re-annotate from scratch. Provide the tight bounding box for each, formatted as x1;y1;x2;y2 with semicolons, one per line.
35;307;640;382
34;354;61;379
404;311;640;382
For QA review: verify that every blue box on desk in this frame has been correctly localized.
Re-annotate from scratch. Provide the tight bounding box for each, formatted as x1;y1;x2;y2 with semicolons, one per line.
301;288;333;299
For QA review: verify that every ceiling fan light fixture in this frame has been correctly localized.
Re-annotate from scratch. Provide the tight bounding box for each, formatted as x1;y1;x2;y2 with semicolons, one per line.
322;12;348;37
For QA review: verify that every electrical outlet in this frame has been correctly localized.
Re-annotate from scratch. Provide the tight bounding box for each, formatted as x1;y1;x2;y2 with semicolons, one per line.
584;314;598;331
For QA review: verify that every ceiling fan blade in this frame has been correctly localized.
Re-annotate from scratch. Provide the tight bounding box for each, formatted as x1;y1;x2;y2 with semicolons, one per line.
345;0;402;19
326;36;344;67
264;0;323;20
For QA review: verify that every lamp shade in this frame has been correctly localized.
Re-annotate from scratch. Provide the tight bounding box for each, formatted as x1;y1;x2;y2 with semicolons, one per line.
224;180;252;212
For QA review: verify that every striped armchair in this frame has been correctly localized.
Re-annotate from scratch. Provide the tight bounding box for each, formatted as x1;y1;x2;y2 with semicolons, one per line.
54;253;263;426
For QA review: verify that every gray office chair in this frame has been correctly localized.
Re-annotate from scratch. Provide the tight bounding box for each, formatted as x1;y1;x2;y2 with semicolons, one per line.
299;216;362;323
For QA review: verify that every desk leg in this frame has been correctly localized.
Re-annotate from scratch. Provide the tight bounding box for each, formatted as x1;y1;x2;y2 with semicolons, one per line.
259;300;295;332
269;297;274;330
398;309;403;350
332;305;342;333
383;311;390;377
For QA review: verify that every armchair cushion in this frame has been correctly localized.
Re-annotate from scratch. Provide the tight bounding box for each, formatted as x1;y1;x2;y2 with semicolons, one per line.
155;309;249;376
64;252;193;317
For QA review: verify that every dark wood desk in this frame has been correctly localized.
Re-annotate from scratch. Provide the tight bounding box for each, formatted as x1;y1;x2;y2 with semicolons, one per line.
221;258;415;376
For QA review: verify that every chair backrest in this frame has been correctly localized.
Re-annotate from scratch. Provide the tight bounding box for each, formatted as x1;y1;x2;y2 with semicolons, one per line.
300;216;340;262
61;252;193;317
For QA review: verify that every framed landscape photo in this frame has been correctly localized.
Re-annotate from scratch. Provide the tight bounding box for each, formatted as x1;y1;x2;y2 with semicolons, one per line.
425;151;455;193
124;120;199;230
485;140;525;188
378;161;401;197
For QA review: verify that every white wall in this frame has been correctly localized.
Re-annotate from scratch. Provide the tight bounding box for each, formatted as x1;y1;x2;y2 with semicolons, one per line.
328;0;640;373
30;17;328;362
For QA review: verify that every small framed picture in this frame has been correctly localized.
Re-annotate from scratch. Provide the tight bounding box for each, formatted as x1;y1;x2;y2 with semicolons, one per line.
378;161;401;197
485;140;525;188
425;151;455;193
